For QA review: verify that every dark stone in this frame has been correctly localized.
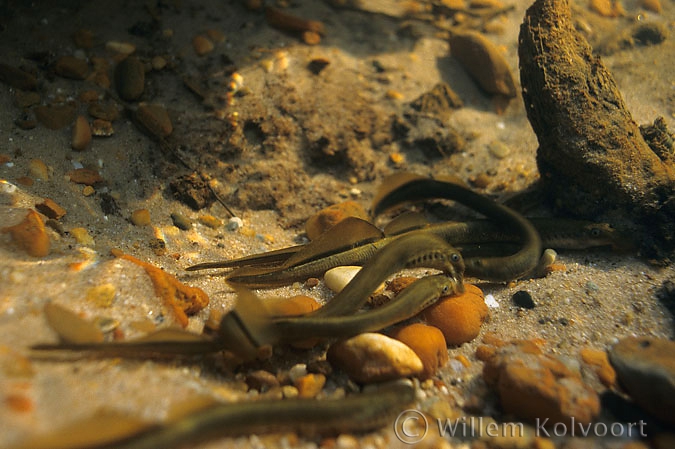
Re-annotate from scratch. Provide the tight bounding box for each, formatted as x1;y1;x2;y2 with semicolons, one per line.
512;290;535;309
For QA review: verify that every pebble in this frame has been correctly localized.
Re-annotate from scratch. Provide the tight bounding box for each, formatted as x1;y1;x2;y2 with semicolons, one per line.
390;323;448;380
114;56;145;101
327;332;424;383
71;115;92;151
267;295;320;349
86;283;116;308
640;0;662;13
580;348;616;388
197;214;222;229
70;227;95;246
0;63;38;90
54;55;89;80
171;212;192;230
91;119;114;137
67;168;104;185
105;40;136;55
449;30;517;98
487;140;511;159
479;338;600;427
43;302;104;344
34;104;76;130
589;0;625;17
28;159;49;180
245;370;279;392
130;209;151;226
134;104;172;139
1;209;50;257
608;337;675;425
35;198;67;219
288;364;308;383
304;201;369;240
87;102;120;121
82;185;95;196
421;283;488;346
512;290;535;309
325;266;362;293
226;217;243;231
294;373;326;398
192;35;214;56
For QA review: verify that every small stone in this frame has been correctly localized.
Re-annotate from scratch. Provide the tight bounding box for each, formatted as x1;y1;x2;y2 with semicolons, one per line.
82;186;95;196
386;276;418;295
305;201;369;240
88;102;120;121
15;177;33;187
481;339;600;427
151;56;167;70
226;217;243;231
71;115;92;151
267;295;321;349
580;348;616;388
281;385;299;399
130;209;151;226
91;119;114;137
192;35;214;56
28;159;49;181
512;290;535;309
449;30;517;98
35;198;66;220
198;214;222;229
73;29;94;49
324;266;361;293
205;29;226;43
86;283;116;308
302;31;321;45
288;364;308;383
114;56;145;101
390;323;448;380
43;302;104;344
307;58;330;75
134;104;172;139
67;168;104;185
0;63;37;90
421;284;488;346
34;104;76;130
609;337;675;425
70;227;94;246
294;373;326;398
1;209;50;257
171;212;192;230
640;0;662;13
54;55;89;80
105;40;136;55
589;0;625;17
170;174;215;210
246;370;279;392
327;332;424;383
487;140;511;159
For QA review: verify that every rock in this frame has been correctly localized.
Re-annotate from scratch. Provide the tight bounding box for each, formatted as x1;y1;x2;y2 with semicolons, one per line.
409;82;463;120
71;115;92;151
421;284;488;346
73;29;94;49
580;348;616;388
267;295;320;349
0;63;37;90
130;209;151;226
305;201;369;240
134;104;172;139
70;227;95;246
86;284;116;308
67;168;104;185
28;159;49;181
608;337;675;425
512;290;535;309
170;173;215;210
480;339;600;427
88;102;120;121
91;119;114;137
327;332;423;383
198;214;222;229
34;104;76;130
43;302;104;344
114;56;145;101
54;55;89;80
390;323;448;380
1;209;50;257
589;0;625;17
519;0;675;259
192;35;214;56
294;373;326;398
325;266;361;293
245;370;279;392
449;30;517;98
640;0;662;13
35;198;67;220
106;41;136;55
171;212;192;230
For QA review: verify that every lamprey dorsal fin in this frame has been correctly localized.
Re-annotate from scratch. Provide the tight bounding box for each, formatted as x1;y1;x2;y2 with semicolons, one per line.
371;172;425;214
382;211;429;236
186;245;302;271
283;216;383;268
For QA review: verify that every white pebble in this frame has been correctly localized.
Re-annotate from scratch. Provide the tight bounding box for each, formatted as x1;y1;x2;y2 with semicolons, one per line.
484;294;499;308
324;266;362;293
226;216;243;231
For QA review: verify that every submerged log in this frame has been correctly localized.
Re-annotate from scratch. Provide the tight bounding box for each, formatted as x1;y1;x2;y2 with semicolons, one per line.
518;0;675;258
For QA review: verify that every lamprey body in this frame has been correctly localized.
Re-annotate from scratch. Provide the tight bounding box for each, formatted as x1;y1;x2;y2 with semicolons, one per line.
17;380;415;449
371;173;542;282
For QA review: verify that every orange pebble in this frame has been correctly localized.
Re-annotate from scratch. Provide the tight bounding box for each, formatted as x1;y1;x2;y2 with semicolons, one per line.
1;209;50;257
580;348;616;388
390;323;448;379
421;284;488;346
267;295;320;349
304;201;369;240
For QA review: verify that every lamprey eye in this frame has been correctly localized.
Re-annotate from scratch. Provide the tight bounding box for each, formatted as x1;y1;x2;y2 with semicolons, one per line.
441;285;450;294
451;253;461;262
590;227;602;237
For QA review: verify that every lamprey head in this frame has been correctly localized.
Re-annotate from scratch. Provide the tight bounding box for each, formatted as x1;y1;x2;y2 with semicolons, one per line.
405;240;465;291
